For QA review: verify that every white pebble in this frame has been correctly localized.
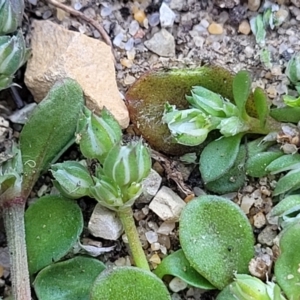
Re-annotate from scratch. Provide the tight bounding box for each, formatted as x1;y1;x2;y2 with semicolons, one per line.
169;277;188;292
145;231;158;244
159;2;176;27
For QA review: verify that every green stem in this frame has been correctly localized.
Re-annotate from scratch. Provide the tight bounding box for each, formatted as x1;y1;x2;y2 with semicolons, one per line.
247;116;282;135
3;199;31;300
117;206;150;271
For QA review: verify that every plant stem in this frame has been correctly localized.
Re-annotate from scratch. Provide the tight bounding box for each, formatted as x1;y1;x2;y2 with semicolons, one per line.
118;206;150;271
3;199;31;300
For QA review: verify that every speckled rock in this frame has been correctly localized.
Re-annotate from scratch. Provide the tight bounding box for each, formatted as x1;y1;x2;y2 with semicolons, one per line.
25;20;129;128
144;28;175;57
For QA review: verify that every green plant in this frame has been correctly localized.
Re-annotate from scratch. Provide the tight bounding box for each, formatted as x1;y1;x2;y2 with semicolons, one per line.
0;79;84;299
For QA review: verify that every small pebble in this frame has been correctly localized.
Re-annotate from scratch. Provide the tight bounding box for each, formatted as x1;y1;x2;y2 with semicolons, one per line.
124;74;136;85
253;212;266;229
159;2;176;27
208;23;223;35
157;222;176;235
129;20;139;36
169;277;188;292
148;12;160;27
248;0;261;11
149;253;161;264
145;231;158;244
134;9;147;25
151;242;161;251
101;6;112;18
239;20;251;35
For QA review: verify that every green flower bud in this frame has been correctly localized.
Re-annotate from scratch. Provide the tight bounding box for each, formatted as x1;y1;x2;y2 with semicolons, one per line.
103;140;151;188
230;274;271;300
0;143;22;203
286;53;300;86
217;116;249;136
77;107;122;163
187;86;226;117
163;107;217;146
0;0;24;35
51;161;93;199
89;176;124;210
0;31;30;90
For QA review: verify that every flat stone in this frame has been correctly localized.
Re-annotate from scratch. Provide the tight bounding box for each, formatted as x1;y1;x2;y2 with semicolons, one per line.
149;186;186;221
88;204;123;240
136;169;162;204
25;20;129;128
257;225;278;246
169;277;188;292
159;2;176;27
144;29;175;57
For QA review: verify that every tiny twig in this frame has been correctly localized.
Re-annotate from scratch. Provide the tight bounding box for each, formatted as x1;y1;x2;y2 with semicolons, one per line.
150;149;194;197
45;0;116;64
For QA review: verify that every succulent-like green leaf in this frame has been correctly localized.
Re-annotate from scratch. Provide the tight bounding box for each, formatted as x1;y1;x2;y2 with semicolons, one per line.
275;222;300;299
273;169;300;196
200;134;243;183
215;284;236;299
180;196;254;290
246;151;283;178
25;195;83;275
253;87;270;127
265;153;300;174
271;195;300;217
20;79;84;198
233;71;251;118
33;256;106;300
154;249;215;290
205;144;247;194
90;267;171;300
270;107;300;123
283;95;300;107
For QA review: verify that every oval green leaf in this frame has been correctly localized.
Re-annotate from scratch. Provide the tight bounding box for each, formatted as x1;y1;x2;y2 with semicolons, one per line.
205;144;247;194
233;71;251;117
273;169;300;196
179;196;254;290
253;87;270;127
25;195;83;275
271;195;300;217
20;79;84;197
265;153;300;174
200;134;243;184
275;222;300;299
270;107;300;123
33;256;106;300
246;151;283;178
153;249;215;290
90;266;171;300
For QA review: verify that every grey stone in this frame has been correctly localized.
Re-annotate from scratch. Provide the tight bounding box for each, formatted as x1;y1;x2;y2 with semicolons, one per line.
149;186;186;221
159;3;176;27
144;29;175;57
88;204;123;240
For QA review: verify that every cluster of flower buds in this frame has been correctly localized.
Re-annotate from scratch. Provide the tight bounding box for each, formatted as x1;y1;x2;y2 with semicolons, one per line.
0;0;29;91
52;108;151;211
0;31;29;90
162;86;249;146
0;0;24;35
0;142;23;204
